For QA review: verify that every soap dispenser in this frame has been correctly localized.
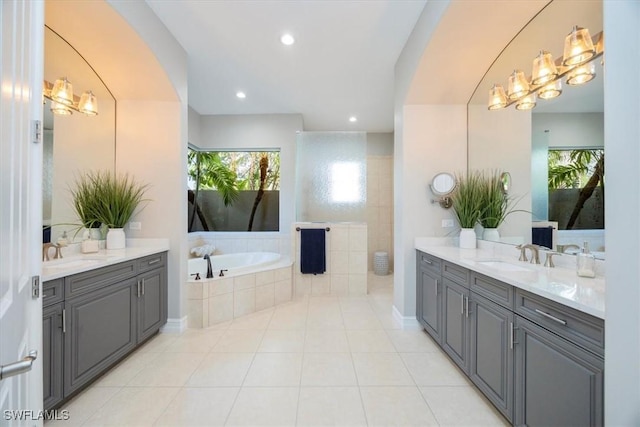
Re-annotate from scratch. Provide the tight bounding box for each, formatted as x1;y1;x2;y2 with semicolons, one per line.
576;241;596;278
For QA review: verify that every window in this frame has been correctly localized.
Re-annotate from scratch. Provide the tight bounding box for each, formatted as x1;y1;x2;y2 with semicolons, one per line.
187;148;280;232
330;162;363;203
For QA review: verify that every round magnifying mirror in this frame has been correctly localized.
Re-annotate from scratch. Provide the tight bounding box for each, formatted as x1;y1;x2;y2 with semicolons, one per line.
431;172;456;196
500;172;512;193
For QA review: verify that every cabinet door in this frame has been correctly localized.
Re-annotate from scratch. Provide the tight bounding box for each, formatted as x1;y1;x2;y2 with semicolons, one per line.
137;268;166;343
418;267;441;342
43;302;64;410
442;278;469;372
64;279;137;396
514;316;604;426
469;294;514;422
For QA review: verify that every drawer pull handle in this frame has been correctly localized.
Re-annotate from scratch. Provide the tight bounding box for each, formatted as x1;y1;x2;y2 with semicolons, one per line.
424;258;432;265
148;259;161;265
62;309;66;334
43;294;49;298
460;293;465;315
434;279;438;295
509;322;516;349
534;309;567;325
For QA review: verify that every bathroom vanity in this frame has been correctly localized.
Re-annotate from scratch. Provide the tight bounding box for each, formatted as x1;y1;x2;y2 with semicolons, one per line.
42;244;168;410
416;244;604;426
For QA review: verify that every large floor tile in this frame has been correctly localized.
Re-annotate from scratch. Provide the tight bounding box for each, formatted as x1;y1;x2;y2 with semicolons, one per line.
267;309;307;330
347;330;396;352
301;353;357;386
342;311;384;330
94;351;161;387
211;329;265;353
306;309;345;330
243;353;303;386
83;386;180;426
227;308;274;330
401;351;469;386
187;352;254;387
225;387;299;426
127;352;206;387
163;329;225;353
351;352;414;386
44;386;121;426
154;387;239;426
420;385;510;426
386;329;441;352
296;387;367;426
303;329;349;353
360;386;439;426
258;329;305;352
137;333;178;353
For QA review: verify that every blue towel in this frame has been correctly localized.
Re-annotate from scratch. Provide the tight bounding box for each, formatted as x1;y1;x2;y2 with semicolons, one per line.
532;226;553;249
300;228;326;274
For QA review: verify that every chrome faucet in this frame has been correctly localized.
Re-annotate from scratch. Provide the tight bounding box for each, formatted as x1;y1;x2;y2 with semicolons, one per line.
43;243;62;261
517;244;541;264
203;254;214;279
558;244;580;254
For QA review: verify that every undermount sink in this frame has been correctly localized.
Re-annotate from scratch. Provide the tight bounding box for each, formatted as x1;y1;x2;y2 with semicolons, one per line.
476;260;531;272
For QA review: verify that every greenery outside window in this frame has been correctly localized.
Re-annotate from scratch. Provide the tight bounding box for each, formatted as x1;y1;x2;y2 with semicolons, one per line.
548;148;604;230
188;147;280;232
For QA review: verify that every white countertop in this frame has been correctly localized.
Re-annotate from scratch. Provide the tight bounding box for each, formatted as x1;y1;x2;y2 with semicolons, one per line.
415;240;605;319
42;239;170;282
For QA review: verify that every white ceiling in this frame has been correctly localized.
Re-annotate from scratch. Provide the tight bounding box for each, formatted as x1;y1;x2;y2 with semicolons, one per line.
145;0;427;133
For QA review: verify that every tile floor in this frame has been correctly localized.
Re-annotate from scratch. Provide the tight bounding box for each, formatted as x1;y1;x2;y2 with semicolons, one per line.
46;273;509;426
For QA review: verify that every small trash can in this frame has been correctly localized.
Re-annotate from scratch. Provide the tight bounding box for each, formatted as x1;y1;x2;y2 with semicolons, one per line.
373;251;389;276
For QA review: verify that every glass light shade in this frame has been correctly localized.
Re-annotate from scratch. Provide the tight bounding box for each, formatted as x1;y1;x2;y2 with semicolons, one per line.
531;50;558;85
566;62;596;85
515;93;536;111
537;80;562;99
507;70;530;100
50;100;72;115
78;91;98;116
51;77;74;106
562;26;595;66
487;84;507;110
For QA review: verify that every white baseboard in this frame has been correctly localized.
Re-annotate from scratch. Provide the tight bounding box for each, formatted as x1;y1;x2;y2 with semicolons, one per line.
392;305;422;330
160;316;188;334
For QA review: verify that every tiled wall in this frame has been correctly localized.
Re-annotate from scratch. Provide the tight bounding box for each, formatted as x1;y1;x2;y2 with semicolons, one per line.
186;266;292;328
188;232;292;258
293;222;367;296
367;155;393;272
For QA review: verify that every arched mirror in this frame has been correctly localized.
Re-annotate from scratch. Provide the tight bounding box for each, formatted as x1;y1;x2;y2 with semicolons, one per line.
467;0;604;254
44;26;116;243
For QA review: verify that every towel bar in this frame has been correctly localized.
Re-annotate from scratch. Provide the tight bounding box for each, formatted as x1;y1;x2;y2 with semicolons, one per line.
296;227;330;232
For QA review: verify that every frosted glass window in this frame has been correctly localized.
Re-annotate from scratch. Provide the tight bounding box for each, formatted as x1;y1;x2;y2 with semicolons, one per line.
296;132;366;222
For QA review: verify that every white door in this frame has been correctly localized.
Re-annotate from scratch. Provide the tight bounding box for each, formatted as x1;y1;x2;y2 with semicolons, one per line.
1;1;44;426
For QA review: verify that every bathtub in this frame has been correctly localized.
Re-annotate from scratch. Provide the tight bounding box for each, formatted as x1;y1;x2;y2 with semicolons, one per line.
186;252;293;328
188;252;282;279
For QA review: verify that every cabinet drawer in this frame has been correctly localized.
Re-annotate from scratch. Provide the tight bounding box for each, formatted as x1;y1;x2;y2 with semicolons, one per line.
65;261;137;299
515;289;604;357
137;252;166;274
417;251;441;275
443;261;469;287
43;279;64;307
470;273;514;309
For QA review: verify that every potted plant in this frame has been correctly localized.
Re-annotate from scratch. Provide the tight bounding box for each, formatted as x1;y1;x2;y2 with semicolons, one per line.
71;170;149;249
451;171;484;248
478;170;524;242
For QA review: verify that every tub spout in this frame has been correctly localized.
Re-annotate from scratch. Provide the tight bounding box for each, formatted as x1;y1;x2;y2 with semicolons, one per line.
203;254;214;279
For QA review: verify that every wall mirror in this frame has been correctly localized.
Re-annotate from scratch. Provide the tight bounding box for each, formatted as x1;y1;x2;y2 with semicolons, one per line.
430;172;455;209
467;0;603;254
44;25;116;243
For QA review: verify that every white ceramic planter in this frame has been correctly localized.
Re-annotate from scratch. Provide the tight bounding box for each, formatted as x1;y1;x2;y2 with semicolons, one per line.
483;228;500;242
459;228;477;249
106;228;126;250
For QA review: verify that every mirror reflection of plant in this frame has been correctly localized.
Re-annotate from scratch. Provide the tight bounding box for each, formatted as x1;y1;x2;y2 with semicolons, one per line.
479;170;525;229
70;172;106;230
94;171;150;229
451;171;484;229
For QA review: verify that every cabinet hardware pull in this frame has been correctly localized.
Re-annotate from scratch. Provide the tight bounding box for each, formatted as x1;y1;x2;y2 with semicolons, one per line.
534;309;567;325
148;258;161;265
62;309;66;334
465;296;469;318
424;258;432;265
509;322;514;349
43;294;49;298
461;293;465;315
434;279;438;295
142;278;145;296
137;280;141;298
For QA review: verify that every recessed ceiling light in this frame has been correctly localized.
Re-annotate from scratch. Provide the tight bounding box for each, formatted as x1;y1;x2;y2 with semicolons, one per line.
280;33;295;46
349;116;357;123
236;91;246;99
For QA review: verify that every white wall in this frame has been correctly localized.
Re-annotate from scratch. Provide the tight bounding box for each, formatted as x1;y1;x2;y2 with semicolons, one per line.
468;104;533;240
603;1;640;424
533;112;604;149
188;106;202;147
197;114;303;233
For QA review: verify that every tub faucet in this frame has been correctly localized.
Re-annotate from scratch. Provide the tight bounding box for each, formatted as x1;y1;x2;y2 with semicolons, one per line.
203;254;214;279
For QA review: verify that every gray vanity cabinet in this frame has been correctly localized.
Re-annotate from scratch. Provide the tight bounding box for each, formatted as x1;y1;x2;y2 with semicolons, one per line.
514;315;604;426
42;300;64;410
441;277;470;373
136;267;166;343
64;277;138;395
469;292;514;422
416;252;442;342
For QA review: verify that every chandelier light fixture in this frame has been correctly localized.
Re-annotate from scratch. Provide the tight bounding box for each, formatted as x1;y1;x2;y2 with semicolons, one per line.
488;26;603;111
43;77;99;116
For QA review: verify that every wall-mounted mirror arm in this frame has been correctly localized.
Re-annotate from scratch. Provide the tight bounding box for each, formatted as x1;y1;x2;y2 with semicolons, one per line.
429;172;456;209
